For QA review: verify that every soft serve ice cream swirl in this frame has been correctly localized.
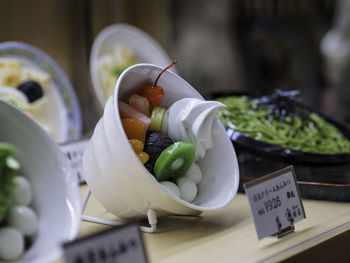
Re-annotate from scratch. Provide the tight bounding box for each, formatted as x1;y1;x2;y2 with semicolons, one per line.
162;98;224;160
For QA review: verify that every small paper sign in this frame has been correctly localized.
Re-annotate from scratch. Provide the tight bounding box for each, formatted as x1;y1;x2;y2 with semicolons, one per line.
244;166;306;240
63;223;148;263
60;139;89;184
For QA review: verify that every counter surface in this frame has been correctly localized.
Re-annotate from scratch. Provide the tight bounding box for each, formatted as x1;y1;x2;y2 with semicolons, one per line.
75;185;350;263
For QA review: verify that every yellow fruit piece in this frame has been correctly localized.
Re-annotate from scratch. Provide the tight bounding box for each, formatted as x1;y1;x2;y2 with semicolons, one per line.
129;139;144;153
121;118;146;143
150;106;166;131
137;152;149;164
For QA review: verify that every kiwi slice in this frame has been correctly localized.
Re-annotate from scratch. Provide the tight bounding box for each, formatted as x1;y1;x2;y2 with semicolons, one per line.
149;107;166;131
154;142;195;181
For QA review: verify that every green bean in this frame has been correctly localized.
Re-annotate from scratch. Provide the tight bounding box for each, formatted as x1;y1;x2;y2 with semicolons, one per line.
216;96;350;154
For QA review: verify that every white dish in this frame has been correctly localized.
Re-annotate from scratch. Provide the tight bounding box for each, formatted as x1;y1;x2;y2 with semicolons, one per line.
0;100;81;263
83;63;239;220
90;23;177;110
0;41;82;143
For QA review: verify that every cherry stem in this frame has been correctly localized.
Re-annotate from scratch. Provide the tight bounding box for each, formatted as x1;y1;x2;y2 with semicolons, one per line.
153;60;177;87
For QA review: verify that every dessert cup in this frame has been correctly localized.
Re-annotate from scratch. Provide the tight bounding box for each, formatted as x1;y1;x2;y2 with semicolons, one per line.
83;63;239;220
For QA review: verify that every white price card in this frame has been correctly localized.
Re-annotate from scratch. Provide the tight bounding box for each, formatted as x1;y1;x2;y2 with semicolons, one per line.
60;139;89;184
244;166;306;240
63;223;148;263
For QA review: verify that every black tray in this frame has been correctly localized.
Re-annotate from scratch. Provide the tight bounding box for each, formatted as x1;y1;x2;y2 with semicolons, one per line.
234;146;350;202
206;91;350;202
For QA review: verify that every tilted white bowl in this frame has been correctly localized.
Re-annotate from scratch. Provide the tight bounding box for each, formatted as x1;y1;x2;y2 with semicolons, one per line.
0;100;81;263
83;63;239;220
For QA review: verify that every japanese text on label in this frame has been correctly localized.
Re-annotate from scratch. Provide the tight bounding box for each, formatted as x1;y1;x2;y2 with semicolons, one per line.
244;166;306;240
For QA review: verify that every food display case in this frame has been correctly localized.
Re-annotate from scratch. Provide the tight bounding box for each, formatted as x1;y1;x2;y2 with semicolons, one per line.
205;90;350;203
1;0;350;262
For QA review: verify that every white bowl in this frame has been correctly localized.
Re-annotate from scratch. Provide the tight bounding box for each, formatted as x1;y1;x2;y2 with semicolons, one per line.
90;23;177;110
0;41;82;143
83;63;239;220
0;100;81;263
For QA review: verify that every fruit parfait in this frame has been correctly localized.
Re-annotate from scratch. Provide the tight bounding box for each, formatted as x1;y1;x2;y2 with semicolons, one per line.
0;143;38;261
83;62;239;220
0;57;67;142
119;61;225;203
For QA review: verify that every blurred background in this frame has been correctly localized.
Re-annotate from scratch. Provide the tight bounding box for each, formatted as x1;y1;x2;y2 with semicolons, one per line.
1;0;350;135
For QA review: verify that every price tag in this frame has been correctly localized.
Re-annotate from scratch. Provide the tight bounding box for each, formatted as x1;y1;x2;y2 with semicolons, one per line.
60;139;89;184
63;223;148;263
244;166;306;240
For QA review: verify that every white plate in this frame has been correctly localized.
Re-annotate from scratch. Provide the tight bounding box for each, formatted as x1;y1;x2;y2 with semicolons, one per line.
0;41;82;143
90;23;177;110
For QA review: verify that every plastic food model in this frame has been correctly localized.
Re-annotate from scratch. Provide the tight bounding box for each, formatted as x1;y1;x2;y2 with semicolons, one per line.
216;90;350;155
0;143;38;261
98;45;136;99
120;61;224;203
83;62;239;223
0;58;61;140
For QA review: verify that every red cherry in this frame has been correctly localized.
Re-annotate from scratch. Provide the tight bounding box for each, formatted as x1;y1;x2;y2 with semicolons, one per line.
142;61;177;107
142;85;164;107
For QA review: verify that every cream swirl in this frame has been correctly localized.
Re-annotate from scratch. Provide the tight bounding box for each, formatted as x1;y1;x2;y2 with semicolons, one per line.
162;98;224;160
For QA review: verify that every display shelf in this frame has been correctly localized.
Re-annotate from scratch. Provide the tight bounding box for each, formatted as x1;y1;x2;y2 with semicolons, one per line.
60;185;350;263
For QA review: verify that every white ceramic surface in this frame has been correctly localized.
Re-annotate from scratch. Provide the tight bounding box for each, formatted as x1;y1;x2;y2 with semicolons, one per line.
90;23;177;110
83;63;240;220
0;41;82;143
0;100;81;263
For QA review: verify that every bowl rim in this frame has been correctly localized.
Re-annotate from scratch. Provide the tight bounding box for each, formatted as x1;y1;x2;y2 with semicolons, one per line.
0;41;82;142
90;23;177;110
0;100;81;262
113;63;239;211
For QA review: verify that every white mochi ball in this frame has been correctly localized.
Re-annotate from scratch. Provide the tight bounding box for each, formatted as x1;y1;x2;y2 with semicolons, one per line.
176;177;197;203
7;206;38;236
160;181;180;198
0;227;24;261
184;163;202;184
13;176;32;205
